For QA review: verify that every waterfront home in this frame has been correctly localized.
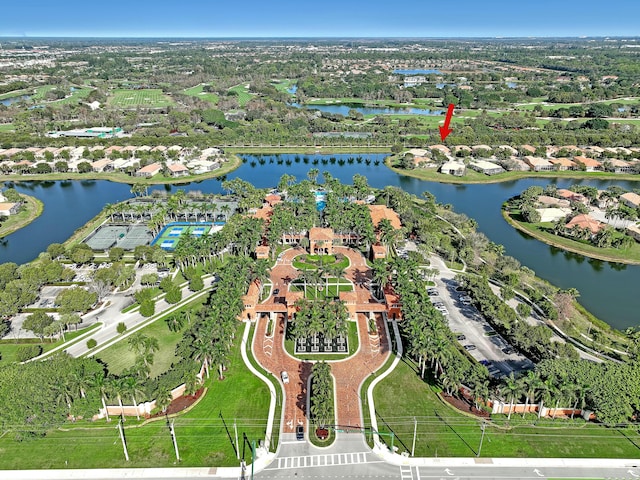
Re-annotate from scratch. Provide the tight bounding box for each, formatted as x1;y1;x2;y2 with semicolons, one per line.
573;156;602;172
0;202;20;216
440;161;466;176
91;159;113;173
565;214;604;236
620;192;640;209
167;163;189;177
557;189;588;205
548;157;577;171
536;208;571;223
537;195;570;208
430;144;452;157
136;162;162;178
469;159;504;176
368;205;402;230
626;224;640;242
606;159;636;174
523;156;554;171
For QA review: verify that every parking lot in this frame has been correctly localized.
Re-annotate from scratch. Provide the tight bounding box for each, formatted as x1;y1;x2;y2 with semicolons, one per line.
430;277;534;378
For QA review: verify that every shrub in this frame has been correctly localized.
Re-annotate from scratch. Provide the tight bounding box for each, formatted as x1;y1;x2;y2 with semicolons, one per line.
165;287;182;304
16;345;42;362
140;299;155;317
86;338;97;349
116;322;127;334
189;275;204;292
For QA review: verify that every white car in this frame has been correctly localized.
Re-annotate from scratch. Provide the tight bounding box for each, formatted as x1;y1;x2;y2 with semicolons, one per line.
281;371;289;384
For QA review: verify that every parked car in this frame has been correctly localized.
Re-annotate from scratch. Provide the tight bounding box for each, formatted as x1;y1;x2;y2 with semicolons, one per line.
456;334;466;341
502;347;515;355
464;344;477;351
281;371;289;384
273;288;280;296
296;424;304;440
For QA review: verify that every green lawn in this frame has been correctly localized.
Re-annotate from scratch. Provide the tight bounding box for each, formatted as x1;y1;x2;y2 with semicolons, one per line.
228;84;254;107
0;123;15;132
49;87;94;106
0;89;31;100
272;79;295;94
108;89;174;108
0;324;99;366
183;84;219;105
369;357;640;458
290;279;353;300
0;324;271;469
292;254;350;271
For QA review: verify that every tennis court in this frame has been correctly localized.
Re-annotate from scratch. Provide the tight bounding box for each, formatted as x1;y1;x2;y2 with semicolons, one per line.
151;222;214;251
84;224;153;251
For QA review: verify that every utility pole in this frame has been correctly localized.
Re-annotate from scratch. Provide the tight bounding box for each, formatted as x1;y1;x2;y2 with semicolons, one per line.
234;420;240;460
411;417;417;456
477;422;486;458
168;418;180;462
117;418;129;462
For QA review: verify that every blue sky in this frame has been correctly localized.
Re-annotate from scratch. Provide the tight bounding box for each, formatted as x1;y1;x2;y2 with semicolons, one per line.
1;0;639;37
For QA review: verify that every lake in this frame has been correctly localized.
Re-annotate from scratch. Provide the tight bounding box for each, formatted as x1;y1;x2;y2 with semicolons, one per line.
292;103;444;116
393;69;442;75
3;156;640;330
0;94;31;106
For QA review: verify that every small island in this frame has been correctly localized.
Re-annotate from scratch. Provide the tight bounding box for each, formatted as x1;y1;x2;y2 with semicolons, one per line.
503;185;640;264
0;188;43;239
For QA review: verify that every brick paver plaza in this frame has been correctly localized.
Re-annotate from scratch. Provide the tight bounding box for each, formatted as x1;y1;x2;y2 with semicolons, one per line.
252;246;391;435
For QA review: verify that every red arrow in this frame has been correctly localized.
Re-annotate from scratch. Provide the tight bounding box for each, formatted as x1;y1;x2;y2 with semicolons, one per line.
439;103;455;142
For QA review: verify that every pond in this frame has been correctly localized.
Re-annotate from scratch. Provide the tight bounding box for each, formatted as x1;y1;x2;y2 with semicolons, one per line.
0;94;31;106
291;103;443;116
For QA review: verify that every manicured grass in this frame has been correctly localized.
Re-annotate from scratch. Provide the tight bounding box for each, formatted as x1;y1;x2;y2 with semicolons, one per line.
503;210;640;265
31;85;56;101
0;89;32;101
48;87;93;106
0;324;99;366
183;84;219;105
0;193;43;239
0;325;271;469
272;79;295;94
94;315;184;378
284;321;358;361
370;357;640;458
292;254;349;271
228;84;254;107
108;89;173;108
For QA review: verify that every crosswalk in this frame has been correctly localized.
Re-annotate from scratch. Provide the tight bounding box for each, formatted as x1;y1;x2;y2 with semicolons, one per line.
270;452;370;470
400;465;420;480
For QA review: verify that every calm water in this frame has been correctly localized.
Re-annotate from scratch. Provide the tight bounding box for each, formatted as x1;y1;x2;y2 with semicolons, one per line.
292;103;444;116
393;69;441;75
4;156;640;329
0;94;31;106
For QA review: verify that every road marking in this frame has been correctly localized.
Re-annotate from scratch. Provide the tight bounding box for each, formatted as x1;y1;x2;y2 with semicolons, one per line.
400;465;413;480
630;470;640;478
267;452;375;470
444;468;455;476
533;468;544;477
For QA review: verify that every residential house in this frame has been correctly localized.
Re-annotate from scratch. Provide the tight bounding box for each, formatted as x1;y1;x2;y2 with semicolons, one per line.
0;202;20;216
430;144;452;157
520;145;537;155
557;189;588;205
167;163;189;177
91;159;113;173
536;208;571;223
573;156;602;172
620;192;640;209
548;158;577;171
565;214;604;236
136;162;162;178
523;156;554;171
469;160;504;176
440;161;466;176
368;205;402;230
626;224;640;243
606;159;636;174
537;195;570;208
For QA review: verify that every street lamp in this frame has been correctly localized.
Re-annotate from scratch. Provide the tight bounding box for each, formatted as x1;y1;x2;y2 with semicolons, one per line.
477;421;486;458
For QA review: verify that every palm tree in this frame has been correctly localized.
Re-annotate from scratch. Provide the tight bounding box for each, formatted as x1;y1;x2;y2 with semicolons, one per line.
521;370;541;418
91;373;112;422
472;380;490;411
502;372;520;421
155;386;173;413
123;376;145;421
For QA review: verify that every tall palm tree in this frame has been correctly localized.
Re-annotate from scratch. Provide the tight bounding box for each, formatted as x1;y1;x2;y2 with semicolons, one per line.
502;372;520;421
91;373;112;422
123;376;145;421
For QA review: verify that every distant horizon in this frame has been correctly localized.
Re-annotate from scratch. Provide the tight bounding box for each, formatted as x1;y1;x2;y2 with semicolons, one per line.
1;0;638;38
1;35;639;40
